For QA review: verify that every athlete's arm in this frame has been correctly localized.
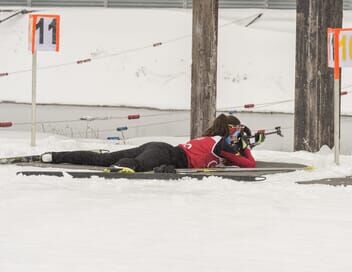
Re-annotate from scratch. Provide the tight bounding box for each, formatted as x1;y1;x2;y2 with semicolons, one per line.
214;138;256;168
220;148;256;168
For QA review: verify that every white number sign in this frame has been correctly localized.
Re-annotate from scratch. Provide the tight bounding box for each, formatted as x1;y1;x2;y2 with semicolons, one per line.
29;14;60;53
328;28;352;68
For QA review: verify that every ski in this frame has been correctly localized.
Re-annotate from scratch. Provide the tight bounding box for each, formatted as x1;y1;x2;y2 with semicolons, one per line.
0;155;41;164
13;161;311;175
297;176;352;186
0;149;109;165
174;166;311;174
16;162;107;170
16;170;266;182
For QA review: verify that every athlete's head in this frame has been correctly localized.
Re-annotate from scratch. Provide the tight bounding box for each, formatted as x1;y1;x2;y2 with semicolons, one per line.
203;114;241;137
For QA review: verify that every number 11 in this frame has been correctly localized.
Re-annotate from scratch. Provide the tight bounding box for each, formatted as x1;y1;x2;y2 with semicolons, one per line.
36;18;57;45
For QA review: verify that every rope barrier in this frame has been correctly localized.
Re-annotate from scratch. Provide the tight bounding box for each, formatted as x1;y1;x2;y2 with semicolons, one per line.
0;11;350;134
5;111;183;127
1;11;351;120
218;90;351;113
4;88;351;128
0;12;262;77
0;104;296;139
97;118;190;134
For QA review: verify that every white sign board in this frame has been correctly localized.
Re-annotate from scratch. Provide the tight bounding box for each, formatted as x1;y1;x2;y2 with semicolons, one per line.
29;14;60;53
328;28;352;68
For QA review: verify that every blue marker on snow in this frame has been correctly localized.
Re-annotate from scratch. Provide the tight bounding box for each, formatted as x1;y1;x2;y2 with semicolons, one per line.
107;136;120;140
116;126;128;131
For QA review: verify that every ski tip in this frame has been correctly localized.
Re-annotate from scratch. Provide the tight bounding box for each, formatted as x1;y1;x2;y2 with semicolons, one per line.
104;166;135;174
303;165;316;171
255;176;267;182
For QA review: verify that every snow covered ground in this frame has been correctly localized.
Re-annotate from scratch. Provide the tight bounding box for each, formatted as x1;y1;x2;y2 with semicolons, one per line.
1;130;352;272
1;7;352;272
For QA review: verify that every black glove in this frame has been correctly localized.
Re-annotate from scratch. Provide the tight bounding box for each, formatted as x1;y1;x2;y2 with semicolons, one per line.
239;135;250;150
243;125;252;137
154;164;176;173
254;131;265;145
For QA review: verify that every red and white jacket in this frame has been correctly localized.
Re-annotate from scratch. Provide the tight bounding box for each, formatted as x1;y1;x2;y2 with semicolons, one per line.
178;136;256;168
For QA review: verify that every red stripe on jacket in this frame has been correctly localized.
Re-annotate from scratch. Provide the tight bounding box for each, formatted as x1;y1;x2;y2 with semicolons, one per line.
220;148;256;168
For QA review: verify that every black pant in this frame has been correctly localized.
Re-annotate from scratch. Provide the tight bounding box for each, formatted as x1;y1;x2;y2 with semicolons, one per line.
51;142;188;172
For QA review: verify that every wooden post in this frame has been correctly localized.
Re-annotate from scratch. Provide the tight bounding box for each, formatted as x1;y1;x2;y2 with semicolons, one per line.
294;0;342;152
190;0;218;139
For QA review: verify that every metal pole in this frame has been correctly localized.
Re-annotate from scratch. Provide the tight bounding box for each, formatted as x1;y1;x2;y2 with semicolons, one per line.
333;28;341;165
31;50;37;147
334;78;340;165
264;0;269;8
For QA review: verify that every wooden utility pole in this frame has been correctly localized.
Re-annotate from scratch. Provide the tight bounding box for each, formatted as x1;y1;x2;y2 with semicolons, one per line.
190;0;218;139
294;0;342;152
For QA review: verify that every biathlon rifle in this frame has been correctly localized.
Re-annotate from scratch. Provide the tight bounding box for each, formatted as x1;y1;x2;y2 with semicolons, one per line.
251;126;283;138
247;126;283;148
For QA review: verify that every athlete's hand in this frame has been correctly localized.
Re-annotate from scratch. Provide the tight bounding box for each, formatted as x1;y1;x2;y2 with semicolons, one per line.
254;131;266;145
239;135;249;150
242;125;252;137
